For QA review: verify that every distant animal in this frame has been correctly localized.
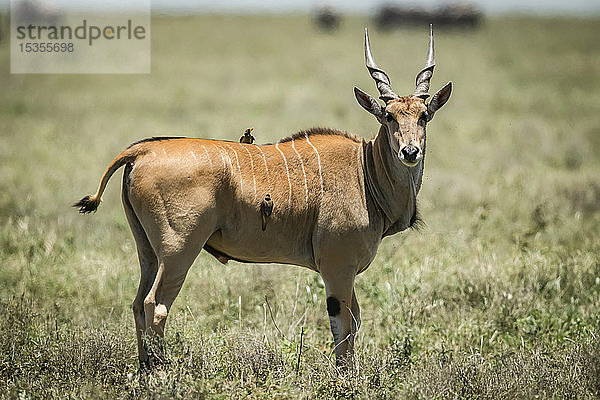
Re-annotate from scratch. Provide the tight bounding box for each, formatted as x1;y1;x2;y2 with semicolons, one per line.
314;6;341;32
375;4;483;31
74;26;452;368
239;127;255;144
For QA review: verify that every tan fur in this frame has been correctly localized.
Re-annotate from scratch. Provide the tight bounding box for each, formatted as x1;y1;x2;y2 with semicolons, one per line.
78;129;392;365
76;46;451;368
385;96;429;158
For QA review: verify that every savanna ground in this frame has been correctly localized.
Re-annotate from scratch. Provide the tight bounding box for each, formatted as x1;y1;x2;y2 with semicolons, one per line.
1;14;600;399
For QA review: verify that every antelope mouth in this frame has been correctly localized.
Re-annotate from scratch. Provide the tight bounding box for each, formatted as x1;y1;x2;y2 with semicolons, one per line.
400;160;420;167
398;153;422;167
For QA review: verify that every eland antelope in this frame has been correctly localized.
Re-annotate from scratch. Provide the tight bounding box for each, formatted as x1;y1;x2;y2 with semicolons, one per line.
74;26;452;367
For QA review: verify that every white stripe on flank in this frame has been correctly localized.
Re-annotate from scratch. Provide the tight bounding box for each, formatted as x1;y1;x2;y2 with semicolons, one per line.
291;138;309;207
275;143;292;207
215;144;233;176
254;145;269;176
217;147;226;169
225;143;243;188
200;145;213;167
305;133;324;198
190;150;197;162
240;144;257;200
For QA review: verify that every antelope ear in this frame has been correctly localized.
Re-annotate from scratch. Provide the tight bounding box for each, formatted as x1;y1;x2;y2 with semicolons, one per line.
427;81;452;118
354;87;384;120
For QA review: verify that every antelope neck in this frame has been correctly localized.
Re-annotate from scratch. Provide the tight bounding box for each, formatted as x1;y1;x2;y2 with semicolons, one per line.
362;125;422;237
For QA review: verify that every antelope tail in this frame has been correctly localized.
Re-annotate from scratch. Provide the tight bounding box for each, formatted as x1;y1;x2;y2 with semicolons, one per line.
73;147;140;214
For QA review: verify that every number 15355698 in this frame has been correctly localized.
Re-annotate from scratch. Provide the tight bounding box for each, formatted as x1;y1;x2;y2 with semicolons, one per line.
19;42;74;53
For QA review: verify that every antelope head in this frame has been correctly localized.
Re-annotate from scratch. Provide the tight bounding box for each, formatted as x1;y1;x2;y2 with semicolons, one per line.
354;26;452;167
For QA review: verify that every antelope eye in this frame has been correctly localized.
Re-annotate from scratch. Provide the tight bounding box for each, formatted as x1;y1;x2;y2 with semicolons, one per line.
385;112;395;122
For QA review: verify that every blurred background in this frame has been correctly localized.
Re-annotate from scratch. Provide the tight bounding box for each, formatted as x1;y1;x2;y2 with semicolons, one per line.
2;0;600;15
1;1;600;398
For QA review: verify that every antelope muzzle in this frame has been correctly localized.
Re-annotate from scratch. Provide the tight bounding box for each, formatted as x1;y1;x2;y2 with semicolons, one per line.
399;145;421;166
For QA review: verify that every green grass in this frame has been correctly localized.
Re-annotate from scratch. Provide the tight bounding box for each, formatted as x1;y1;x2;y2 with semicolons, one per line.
1;14;600;399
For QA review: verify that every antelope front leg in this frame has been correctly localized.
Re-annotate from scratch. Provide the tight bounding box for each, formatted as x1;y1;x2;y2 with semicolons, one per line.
321;269;360;367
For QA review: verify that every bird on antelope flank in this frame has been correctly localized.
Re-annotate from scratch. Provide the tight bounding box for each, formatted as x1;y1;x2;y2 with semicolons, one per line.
260;194;273;231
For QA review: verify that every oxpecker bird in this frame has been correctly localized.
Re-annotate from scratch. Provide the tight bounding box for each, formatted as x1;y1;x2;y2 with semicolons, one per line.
239;127;255;144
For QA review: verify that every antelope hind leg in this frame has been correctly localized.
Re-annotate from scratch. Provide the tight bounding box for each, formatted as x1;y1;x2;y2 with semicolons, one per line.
131;243;158;369
122;175;158;369
142;243;206;367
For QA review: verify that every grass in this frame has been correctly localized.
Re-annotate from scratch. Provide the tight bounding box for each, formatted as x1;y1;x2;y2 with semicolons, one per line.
1;14;600;399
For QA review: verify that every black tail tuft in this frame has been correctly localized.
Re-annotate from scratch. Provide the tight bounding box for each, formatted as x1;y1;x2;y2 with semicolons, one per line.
73;195;100;214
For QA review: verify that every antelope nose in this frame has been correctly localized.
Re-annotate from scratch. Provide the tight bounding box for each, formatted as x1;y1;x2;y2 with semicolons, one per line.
401;146;419;162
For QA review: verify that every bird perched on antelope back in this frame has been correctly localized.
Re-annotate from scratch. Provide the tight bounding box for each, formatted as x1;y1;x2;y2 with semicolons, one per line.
240;128;255;144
